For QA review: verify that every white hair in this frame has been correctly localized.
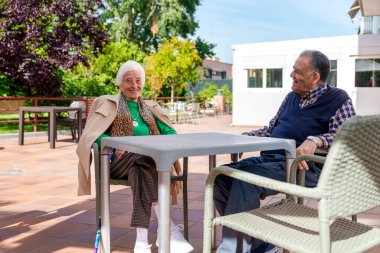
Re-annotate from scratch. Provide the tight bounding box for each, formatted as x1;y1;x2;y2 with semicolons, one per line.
116;60;145;87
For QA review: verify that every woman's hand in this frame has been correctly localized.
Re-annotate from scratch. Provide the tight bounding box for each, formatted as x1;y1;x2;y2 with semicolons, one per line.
115;149;125;159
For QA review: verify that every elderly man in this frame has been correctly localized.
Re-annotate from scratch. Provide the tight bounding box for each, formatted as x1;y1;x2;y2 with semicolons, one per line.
213;50;356;253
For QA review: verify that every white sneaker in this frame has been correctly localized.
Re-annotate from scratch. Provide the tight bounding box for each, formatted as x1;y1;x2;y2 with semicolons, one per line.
156;223;193;252
134;242;152;253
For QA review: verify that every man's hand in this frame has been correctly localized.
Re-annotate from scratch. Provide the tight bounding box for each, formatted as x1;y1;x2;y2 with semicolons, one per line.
296;139;318;170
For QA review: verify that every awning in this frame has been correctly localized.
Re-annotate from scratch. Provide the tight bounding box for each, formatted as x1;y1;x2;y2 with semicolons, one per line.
355;59;380;72
349;0;380;18
348;0;360;19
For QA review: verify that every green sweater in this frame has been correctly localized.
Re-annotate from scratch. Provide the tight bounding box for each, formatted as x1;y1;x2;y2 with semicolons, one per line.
96;100;176;146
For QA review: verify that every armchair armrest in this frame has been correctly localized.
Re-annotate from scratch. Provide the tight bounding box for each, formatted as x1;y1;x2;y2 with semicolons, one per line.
207;166;322;200
314;148;328;156
289;154;326;185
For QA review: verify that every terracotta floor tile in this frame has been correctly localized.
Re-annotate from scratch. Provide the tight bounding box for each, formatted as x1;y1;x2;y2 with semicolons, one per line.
32;197;79;207
1;115;380;252
68;199;96;210
188;221;204;239
357;213;380;226
366;244;380;253
110;202;133;214
36;208;83;220
66;210;97;225
110;213;133;229
188;200;205;210
0;231;59;253
29;239;93;253
0;228;20;240
110;229;140;248
115;195;134;204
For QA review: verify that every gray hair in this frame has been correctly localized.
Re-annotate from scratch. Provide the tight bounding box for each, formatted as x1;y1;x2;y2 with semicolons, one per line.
116;61;145;87
299;50;330;83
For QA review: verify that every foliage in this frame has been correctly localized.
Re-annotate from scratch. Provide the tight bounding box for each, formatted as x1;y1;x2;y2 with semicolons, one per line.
62;41;146;97
0;73;24;96
195;37;216;59
141;86;159;99
0;0;108;96
103;0;201;53
197;82;232;104
197;82;218;100
220;84;232;102
145;37;202;101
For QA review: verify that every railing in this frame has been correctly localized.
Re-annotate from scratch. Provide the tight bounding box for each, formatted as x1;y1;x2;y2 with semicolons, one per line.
0;96;202;132
0;96;89;132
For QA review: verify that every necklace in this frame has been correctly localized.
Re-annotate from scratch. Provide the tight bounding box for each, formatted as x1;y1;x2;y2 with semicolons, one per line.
131;113;139;127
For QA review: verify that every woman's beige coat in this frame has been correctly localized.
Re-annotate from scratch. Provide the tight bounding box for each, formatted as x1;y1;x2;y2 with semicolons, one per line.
76;95;178;196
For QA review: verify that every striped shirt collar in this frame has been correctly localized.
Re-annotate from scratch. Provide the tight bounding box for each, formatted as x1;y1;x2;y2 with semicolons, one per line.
299;83;327;108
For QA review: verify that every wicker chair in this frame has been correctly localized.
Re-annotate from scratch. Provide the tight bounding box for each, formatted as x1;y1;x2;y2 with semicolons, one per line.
203;115;380;253
92;142;190;239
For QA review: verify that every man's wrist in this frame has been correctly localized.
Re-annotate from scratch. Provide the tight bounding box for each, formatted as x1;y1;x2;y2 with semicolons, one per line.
307;136;320;148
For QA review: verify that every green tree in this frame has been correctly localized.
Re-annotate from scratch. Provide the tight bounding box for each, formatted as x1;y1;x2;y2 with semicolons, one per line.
62;41;146;97
0;0;108;96
145;37;202;102
197;83;232;108
194;37;216;60
197;83;218;100
0;73;24;96
102;0;215;57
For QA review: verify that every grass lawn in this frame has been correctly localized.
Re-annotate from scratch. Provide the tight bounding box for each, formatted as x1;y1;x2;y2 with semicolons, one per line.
0;113;71;134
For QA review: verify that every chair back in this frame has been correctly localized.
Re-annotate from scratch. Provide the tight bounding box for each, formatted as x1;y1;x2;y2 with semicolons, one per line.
69;101;86;119
188;102;200;113
317;115;380;218
176;102;186;112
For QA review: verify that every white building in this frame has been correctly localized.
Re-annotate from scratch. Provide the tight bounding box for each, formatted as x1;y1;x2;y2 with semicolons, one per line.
231;18;380;126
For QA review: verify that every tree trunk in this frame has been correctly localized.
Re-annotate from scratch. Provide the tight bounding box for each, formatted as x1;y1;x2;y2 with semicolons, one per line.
171;83;175;103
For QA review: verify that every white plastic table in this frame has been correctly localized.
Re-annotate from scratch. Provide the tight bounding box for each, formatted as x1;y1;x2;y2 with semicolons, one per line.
100;132;296;253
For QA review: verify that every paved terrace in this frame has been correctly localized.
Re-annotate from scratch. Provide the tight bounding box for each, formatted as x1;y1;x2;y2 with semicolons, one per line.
0;115;379;253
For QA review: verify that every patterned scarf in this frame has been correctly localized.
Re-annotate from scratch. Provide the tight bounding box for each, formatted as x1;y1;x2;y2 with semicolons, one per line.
111;93;160;136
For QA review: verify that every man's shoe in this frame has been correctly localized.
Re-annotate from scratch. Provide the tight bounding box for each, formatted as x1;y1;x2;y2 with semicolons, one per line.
156;223;193;252
251;242;278;253
134;242;152;253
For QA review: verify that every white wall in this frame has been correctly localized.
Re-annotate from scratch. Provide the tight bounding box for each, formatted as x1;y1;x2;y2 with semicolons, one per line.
231;35;380;126
355;88;380;115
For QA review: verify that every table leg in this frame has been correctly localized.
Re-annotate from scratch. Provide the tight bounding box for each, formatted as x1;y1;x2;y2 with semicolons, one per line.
158;170;170;253
182;157;189;240
18;109;25;145
50;112;55;149
101;151;111;253
208;155;217;249
285;149;295;183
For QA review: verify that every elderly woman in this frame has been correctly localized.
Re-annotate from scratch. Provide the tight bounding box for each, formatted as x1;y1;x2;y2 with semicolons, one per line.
76;61;193;253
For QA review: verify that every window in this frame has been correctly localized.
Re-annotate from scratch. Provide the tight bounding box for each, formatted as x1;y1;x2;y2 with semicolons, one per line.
355;59;380;87
204;68;212;79
327;60;337;87
247;68;282;88
247;69;263;88
266;69;282;88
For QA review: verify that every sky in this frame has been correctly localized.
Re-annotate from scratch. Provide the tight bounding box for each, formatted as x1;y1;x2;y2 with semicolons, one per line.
194;0;361;63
